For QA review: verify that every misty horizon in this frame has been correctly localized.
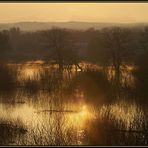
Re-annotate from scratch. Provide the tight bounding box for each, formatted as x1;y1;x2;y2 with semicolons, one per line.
1;21;148;32
1;21;148;24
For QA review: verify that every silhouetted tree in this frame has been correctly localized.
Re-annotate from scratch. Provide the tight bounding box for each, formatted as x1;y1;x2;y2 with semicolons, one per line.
0;31;11;62
100;27;131;77
47;28;68;71
46;28;81;73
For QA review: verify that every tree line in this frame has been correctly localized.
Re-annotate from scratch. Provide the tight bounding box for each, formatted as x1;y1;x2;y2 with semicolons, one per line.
0;26;148;73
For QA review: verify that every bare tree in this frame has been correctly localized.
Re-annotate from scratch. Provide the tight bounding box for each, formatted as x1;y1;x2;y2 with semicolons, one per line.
47;28;68;71
0;31;11;62
100;27;131;78
46;28;81;73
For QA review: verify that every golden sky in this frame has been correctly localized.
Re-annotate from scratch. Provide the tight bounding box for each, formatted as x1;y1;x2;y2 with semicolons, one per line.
0;3;148;23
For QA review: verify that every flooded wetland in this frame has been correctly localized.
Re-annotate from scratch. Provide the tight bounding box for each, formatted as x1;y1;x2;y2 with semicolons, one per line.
1;3;148;146
0;61;148;146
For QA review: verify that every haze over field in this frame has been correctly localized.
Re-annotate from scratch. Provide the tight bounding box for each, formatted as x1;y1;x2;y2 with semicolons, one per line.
0;21;148;31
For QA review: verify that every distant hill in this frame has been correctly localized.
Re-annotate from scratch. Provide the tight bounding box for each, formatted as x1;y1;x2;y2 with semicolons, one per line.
0;21;148;31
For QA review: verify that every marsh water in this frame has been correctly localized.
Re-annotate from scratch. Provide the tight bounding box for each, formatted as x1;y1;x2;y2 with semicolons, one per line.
0;61;148;146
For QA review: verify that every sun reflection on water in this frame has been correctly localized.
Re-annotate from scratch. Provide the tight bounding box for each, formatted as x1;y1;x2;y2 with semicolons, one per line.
66;104;96;129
